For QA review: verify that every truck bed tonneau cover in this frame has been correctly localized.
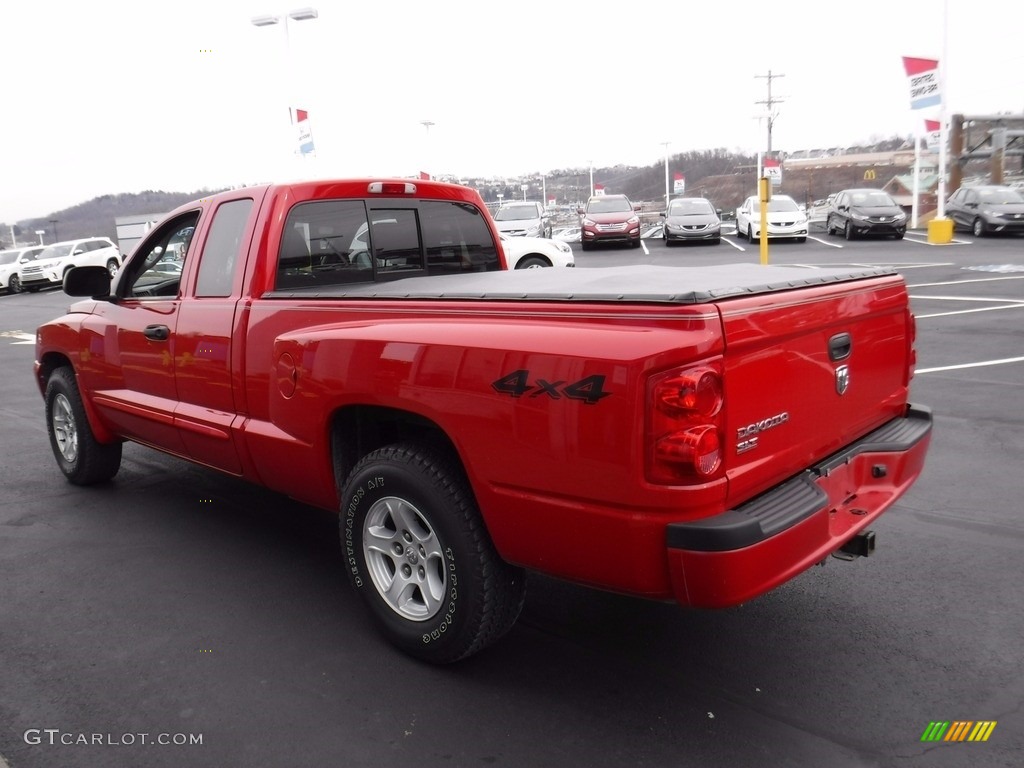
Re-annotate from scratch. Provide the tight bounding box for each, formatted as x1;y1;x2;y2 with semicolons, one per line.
272;264;896;304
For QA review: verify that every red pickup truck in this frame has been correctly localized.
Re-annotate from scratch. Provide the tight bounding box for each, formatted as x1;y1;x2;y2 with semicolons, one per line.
35;179;931;663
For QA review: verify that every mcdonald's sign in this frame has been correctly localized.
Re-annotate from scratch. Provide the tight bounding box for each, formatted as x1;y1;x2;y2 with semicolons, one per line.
864;169;877;181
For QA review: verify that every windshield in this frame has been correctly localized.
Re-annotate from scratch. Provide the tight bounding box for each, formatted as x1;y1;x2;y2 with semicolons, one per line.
766;197;799;213
978;188;1024;205
494;206;539;221
587;198;633;214
37;244;73;261
669;199;714;216
850;191;896;207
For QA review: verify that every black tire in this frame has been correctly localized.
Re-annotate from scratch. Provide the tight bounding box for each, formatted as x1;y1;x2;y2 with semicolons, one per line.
972;218;986;238
795;237;807;243
340;442;525;663
665;238;676;247
581;240;592;251
711;237;721;245
630;238;641;248
747;225;755;243
894;232;905;240
826;216;836;236
7;274;21;293
515;255;549;269
45;367;122;485
106;258;120;278
26;286;41;293
844;222;856;241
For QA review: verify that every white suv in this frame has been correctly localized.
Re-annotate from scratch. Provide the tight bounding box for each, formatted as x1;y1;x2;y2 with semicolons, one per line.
18;237;122;292
0;245;46;294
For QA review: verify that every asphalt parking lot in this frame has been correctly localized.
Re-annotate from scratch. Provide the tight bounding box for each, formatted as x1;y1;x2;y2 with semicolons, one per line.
1;230;1022;768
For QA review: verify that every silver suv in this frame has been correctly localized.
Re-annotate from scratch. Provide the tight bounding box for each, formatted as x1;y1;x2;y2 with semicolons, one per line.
18;237;121;292
492;201;551;238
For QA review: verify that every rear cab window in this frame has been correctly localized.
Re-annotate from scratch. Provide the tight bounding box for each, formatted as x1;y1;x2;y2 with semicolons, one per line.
274;198;499;291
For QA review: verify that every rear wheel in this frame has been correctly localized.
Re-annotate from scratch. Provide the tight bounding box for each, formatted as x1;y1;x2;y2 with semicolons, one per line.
826;216;836;236
972;218;986;237
45;367;122;485
340;442;525;663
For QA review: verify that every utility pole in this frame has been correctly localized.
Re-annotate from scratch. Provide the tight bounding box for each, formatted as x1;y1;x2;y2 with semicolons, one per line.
754;70;785;155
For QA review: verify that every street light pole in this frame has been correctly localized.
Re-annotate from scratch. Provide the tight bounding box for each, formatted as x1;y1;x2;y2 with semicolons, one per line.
251;7;319;163
588;160;593;198
660;141;670;209
420;120;435;179
49;219;58;242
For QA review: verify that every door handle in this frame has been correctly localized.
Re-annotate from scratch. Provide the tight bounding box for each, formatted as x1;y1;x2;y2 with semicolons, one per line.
144;324;170;341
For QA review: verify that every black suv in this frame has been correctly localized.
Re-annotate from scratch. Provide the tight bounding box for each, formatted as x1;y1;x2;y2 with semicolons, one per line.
826;189;907;240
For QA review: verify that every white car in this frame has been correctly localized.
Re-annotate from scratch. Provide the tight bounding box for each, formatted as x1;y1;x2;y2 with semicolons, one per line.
499;234;575;269
18;237;122;292
734;194;808;243
0;245;46;293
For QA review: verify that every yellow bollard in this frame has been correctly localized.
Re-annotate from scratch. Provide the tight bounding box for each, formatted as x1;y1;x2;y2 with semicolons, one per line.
927;217;954;244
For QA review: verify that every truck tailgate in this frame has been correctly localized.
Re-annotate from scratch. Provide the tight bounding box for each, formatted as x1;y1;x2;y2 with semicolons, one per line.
717;274;913;506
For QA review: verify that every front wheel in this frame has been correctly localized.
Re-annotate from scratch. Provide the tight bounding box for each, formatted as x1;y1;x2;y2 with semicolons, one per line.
45;367;122;485
7;274;21;293
106;258;120;278
515;255;549;269
845;222;856;241
340;443;525;663
972;218;986;237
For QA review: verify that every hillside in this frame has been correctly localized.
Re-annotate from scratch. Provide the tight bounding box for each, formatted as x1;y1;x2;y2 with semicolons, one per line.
3;189;228;249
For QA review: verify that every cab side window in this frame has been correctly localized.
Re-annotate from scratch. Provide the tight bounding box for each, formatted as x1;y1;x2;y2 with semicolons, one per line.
195;199;253;297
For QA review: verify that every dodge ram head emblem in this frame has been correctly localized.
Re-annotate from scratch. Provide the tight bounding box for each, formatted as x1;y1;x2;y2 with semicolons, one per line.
835;365;850;395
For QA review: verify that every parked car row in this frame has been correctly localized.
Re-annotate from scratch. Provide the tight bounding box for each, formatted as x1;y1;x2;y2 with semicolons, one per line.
0;237;122;294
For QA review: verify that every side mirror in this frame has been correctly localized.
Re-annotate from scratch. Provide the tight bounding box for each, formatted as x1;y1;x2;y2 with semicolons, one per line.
64;266;111;298
659;211;666;219
576;207;585;215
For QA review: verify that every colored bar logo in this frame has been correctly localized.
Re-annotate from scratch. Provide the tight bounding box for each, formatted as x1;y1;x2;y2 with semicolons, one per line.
921;721;997;742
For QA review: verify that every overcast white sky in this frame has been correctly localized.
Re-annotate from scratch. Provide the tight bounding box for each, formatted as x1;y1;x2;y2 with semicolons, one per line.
2;0;1023;221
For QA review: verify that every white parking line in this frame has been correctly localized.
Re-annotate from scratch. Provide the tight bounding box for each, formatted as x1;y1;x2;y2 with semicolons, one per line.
721;237;746;251
1;331;35;345
641;239;650;255
917;356;1024;374
907;275;1024;288
900;234;972;246
914;303;1024;319
807;236;843;248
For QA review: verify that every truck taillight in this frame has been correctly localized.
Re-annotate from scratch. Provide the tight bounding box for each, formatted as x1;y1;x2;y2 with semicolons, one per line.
908;311;918;380
647;364;724;484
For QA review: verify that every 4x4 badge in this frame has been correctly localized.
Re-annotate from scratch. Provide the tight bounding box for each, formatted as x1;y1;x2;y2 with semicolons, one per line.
835;365;850;395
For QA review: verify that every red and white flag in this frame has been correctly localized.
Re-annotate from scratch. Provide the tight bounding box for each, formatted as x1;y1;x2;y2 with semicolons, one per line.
673;173;685;194
902;57;941;110
924;119;942;151
291;107;315;155
594;183;605;196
